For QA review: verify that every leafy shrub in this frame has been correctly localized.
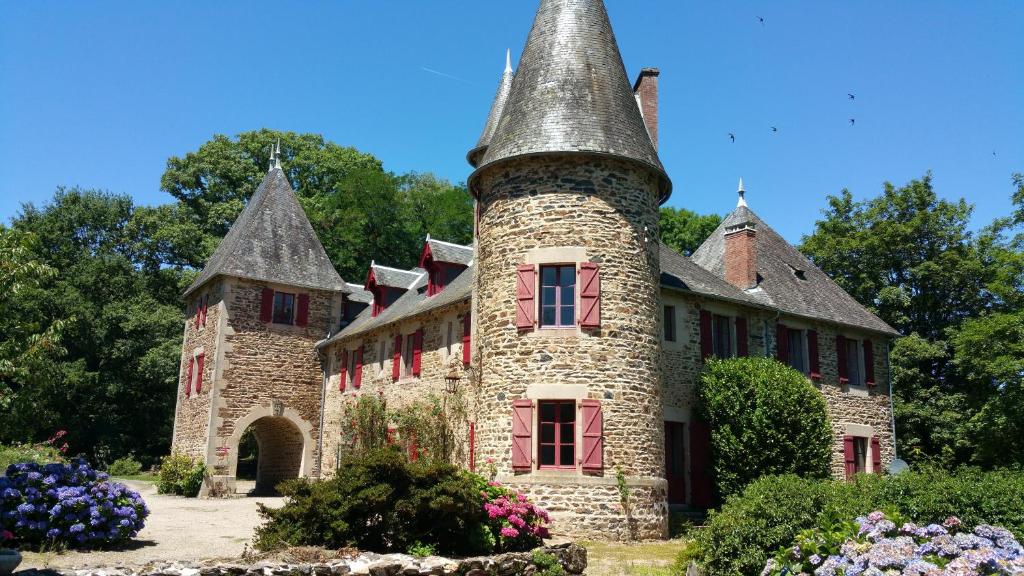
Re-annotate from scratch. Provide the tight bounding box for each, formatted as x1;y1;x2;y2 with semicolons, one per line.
531;550;566;576
107;456;142;477
681;468;1024;576
697;357;832;500
764;510;1024;575
157;453;205;496
0;443;63;475
0;459;149;550
406;541;436;558
255;447;493;556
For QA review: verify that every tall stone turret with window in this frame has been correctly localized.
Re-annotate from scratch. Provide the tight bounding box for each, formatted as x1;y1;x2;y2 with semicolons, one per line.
172;145;346;496
467;0;673;539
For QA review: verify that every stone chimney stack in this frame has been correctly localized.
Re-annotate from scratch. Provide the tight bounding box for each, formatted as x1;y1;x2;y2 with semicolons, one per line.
724;179;758;289
633;68;660;149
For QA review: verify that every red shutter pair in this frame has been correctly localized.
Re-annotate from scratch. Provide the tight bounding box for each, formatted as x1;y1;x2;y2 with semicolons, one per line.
392;335;402;380
194;295;209;329
259;288;310;326
515;263;601;329
510;400;604;472
185;353;204;397
339;349;349;391
354;346;363;388
462;313;471;366
843;435;883;479
837;336;876;386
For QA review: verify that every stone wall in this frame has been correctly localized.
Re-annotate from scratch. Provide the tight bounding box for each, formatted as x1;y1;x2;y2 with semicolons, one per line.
473;155;667;539
320;298;473;476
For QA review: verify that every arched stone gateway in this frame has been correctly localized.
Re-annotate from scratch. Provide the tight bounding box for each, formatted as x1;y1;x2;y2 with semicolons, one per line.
212;404;315;496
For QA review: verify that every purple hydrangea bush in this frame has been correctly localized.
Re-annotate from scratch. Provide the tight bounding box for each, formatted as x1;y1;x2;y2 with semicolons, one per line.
762;511;1024;575
0;459;149;550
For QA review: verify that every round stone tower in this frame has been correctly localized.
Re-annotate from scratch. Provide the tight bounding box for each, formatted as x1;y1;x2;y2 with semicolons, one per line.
467;0;673;539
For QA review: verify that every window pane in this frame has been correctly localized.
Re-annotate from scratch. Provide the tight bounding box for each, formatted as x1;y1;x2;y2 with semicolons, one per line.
789;331;804;371
560;422;574;443
540;423;555;443
560;445;574;467
540;402;556;422
559;266;576;289
541;266;556;286
541;286;556;306
541;306;556;326
560;305;574;327
847;340;861;386
559;401;575;423
664;306;675;341
540;445;555;466
562;282;574;307
854;438;867;473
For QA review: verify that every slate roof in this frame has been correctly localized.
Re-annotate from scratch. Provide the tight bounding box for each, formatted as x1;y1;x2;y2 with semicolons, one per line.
469;0;671;200
320;263;474;345
467;52;514;168
184;167;346;296
658;242;755;305
345;283;373;304
425;238;474;266
368;265;424;290
691;205;899;335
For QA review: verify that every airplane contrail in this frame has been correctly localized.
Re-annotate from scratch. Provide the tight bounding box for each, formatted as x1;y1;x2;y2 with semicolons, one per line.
420;66;475;85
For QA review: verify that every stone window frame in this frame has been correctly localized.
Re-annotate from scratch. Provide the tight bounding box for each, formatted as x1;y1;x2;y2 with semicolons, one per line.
843;423;878;474
536;399;577;470
522;384;589;475
524;247;589;338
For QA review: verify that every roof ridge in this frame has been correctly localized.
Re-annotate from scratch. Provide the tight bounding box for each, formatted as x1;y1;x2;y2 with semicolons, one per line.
427;238;473;250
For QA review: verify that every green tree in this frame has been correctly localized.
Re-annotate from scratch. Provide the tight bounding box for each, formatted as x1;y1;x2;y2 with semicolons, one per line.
658;206;722;255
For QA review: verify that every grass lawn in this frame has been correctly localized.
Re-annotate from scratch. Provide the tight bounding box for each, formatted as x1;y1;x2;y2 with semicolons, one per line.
110;473;158;482
581;538;687;576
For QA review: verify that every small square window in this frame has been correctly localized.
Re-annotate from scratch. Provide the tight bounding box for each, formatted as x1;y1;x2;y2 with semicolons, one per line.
537;400;575;469
540;265;576;328
272;292;296;325
663;305;676;342
853;437;868;473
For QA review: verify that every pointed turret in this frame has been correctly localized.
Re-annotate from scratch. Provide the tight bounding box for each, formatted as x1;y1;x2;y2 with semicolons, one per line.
184;161;346;296
470;0;671;200
467;50;515;168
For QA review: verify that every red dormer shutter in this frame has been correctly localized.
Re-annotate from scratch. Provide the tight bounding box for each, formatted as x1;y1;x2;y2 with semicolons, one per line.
836;335;849;383
579;262;601;329
296;294;310;327
195;352;205;394
776;323;789;363
864;340;876;386
392;334;402;380
354;346;363;388
260;288;274;323
843;435;856;480
511;399;533;471
462;312;471;366
808;330;821;379
871;436;882;474
580;399;603;472
185;357;194;398
699;310;713;359
339;349;348;391
515;265;536;330
735;317;749;357
412;329;423;376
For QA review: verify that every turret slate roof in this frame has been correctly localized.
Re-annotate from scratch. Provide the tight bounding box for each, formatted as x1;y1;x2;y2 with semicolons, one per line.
691;205;899;335
467;52;514;168
185;167;346;296
425;238;474;266
470;0;671;200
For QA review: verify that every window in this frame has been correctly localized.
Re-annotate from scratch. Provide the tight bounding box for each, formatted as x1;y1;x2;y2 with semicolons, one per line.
538;400;575;469
403;333;415;377
540;265;576;328
788;329;807;372
273;292;296;324
663;305;676;342
846;339;863;387
853;437;868;474
347;349;357;387
713;315;733;359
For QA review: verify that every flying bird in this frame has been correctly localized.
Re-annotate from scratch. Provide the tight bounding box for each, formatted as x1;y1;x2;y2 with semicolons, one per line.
848;93;855;100
729;133;735;143
757;16;765;26
849;118;856;126
771;126;778;133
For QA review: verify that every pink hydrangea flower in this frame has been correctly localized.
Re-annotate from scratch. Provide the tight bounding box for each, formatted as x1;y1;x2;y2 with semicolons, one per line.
500;526;519;538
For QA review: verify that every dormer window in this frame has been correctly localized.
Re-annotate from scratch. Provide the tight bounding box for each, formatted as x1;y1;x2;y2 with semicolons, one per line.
419;239;472;297
787;263;808;281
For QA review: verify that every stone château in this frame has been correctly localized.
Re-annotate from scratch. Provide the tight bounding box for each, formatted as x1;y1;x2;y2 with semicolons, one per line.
171;0;899;539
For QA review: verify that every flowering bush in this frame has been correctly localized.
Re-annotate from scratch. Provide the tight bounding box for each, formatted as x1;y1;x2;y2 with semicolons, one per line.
472;471;551;552
763;510;1024;575
0;459;149;550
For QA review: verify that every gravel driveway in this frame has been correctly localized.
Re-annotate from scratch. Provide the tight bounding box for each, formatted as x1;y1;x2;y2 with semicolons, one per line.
20;481;285;569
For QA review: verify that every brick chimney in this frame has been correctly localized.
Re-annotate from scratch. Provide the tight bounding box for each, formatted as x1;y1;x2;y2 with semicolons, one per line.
724;179;757;289
633;67;659;149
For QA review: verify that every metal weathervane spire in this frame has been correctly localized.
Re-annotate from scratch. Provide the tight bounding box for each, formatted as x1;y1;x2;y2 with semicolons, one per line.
505;48;512;73
737;178;747;208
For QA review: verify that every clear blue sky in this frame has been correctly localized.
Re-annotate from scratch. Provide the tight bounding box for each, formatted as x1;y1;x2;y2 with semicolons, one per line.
1;1;1021;243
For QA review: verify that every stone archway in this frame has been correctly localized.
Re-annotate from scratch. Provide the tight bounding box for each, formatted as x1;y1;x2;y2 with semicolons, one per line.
223;403;315;495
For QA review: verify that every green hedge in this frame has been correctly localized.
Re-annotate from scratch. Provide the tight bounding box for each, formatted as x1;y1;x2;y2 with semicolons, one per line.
678;468;1024;576
157;452;206;496
108;455;143;476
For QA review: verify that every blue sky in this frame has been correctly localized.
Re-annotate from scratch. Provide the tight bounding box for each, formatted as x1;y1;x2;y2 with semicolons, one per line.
1;1;1021;243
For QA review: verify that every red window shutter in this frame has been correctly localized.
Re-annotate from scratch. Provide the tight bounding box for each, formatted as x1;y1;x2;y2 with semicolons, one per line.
185;357;194;398
843;435;856;480
871;436;882;474
580;399;603;472
511;399;533;471
412;329;423;376
579;262;601;329
392;334;402;380
195;352;205;394
836;335;849;383
260;288;274;323
296;294;310;327
354;346;363;388
515;265;536;330
699;310;713;359
776;323;789;363
808;330;821;379
462;313;471;366
689;420;713;508
339;349;348;392
735;317;749;357
864;340;876;386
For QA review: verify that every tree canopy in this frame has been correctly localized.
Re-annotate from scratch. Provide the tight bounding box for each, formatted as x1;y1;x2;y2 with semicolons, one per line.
659;206;722;256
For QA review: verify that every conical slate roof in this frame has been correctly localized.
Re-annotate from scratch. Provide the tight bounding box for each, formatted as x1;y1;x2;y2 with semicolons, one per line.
471;0;670;200
184;166;346;296
467;51;515;168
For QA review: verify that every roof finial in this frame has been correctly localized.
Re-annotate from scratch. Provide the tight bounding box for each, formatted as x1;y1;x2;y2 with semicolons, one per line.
273;139;282;170
737;177;747;208
505;48;512;73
